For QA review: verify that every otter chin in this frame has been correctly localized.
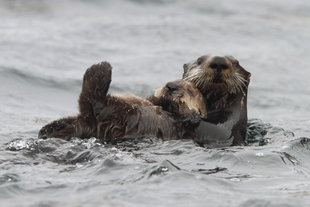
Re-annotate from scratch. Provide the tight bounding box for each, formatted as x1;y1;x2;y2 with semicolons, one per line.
182;55;251;147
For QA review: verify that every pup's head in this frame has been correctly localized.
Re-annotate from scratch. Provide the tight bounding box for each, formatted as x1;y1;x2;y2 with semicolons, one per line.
155;79;207;118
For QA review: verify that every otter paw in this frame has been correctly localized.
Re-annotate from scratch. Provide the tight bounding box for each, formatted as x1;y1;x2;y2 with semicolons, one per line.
38;117;77;140
182;112;201;127
83;61;112;100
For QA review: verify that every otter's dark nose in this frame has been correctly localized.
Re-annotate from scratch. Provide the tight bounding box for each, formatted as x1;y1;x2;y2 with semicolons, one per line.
166;82;179;91
209;57;228;71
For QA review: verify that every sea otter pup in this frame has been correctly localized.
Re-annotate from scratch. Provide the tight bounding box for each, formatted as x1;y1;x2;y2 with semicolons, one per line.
182;55;251;147
38;62;206;143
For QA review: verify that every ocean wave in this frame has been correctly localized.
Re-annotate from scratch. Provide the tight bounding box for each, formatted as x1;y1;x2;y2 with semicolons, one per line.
0;66;82;91
246;119;295;146
2;126;309;206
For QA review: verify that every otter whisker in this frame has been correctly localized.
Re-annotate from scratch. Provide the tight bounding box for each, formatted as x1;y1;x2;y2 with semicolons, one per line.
231;79;239;94
235;76;246;95
235;73;248;92
240;77;247;87
225;74;246;95
233;75;244;93
235;72;248;83
235;78;245;95
200;72;212;89
224;74;236;94
197;72;208;88
184;68;207;88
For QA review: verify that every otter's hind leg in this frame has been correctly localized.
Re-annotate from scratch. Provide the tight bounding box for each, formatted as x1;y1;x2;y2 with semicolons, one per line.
38;116;95;140
84;61;112;100
38;117;76;140
78;62;113;141
79;62;112;116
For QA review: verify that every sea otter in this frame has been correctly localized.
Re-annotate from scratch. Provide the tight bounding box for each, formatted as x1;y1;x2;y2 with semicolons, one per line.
182;55;251;147
38;62;206;143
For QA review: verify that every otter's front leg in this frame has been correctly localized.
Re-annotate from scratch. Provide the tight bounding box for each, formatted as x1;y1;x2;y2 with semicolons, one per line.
179;111;201;128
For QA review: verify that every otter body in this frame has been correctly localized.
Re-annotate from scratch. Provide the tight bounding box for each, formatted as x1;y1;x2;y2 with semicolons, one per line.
39;62;206;143
39;55;250;148
94;95;181;142
183;55;251;147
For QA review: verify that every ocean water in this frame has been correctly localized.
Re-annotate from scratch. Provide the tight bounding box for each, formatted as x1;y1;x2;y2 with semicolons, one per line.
1;0;310;206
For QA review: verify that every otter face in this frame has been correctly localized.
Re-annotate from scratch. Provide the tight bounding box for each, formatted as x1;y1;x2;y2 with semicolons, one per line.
155;80;207;118
183;55;251;95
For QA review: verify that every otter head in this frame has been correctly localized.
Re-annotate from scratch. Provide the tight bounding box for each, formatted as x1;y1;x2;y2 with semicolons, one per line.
183;55;251;95
154;79;207;118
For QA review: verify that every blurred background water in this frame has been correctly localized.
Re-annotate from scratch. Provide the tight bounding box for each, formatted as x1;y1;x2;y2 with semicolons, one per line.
0;0;310;206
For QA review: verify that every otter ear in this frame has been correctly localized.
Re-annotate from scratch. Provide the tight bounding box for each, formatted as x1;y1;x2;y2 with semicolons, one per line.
183;63;189;76
227;56;251;80
182;60;196;78
238;61;251;81
246;70;251;78
226;56;239;66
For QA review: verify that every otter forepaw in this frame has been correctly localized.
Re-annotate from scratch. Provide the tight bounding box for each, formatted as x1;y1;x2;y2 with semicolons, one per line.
182;112;201;128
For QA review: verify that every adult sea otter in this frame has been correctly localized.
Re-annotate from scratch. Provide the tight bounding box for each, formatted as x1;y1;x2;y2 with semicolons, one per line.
182;55;251;147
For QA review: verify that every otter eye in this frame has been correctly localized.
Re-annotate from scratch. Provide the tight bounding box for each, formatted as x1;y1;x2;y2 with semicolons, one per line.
197;57;203;65
229;57;239;66
222;64;228;70
233;60;239;66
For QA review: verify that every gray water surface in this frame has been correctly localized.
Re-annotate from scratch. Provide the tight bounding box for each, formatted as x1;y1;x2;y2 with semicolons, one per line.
1;0;310;206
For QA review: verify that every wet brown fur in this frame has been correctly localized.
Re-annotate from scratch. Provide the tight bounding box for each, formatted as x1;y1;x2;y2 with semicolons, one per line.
38;62;206;143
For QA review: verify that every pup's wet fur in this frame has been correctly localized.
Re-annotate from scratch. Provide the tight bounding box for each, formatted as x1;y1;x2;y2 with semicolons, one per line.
39;62;206;143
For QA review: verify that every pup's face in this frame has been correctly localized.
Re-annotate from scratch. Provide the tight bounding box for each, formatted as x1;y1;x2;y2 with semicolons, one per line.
155;79;207;118
183;55;251;95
